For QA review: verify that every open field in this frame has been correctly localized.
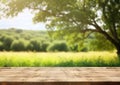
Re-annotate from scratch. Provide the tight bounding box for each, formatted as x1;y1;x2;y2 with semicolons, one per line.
0;51;120;67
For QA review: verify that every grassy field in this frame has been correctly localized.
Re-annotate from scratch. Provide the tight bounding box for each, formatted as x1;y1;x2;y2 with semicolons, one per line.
0;51;120;67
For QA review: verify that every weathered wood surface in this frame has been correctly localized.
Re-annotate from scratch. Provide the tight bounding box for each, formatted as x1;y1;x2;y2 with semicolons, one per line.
0;67;120;85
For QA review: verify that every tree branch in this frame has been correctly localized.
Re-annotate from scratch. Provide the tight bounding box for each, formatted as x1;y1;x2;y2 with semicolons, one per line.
80;29;98;33
91;19;119;47
112;22;120;43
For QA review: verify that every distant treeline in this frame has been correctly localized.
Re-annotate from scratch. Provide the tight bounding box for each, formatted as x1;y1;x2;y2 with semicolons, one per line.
0;28;69;52
0;28;114;52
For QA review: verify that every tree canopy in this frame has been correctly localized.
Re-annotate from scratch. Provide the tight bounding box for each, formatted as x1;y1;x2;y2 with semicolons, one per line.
0;0;120;56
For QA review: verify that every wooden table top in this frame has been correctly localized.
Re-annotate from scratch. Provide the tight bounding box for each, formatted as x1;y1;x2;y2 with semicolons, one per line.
0;67;120;82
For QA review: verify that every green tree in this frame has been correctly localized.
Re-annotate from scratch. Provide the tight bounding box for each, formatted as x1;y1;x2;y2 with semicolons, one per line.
47;41;68;52
27;40;41;51
1;0;120;56
40;42;50;52
3;36;14;51
11;40;26;51
88;33;115;51
0;42;4;51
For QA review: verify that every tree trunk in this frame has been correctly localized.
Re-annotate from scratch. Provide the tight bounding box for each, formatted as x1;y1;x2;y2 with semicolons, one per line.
116;46;120;58
110;43;120;59
92;22;120;58
98;30;120;58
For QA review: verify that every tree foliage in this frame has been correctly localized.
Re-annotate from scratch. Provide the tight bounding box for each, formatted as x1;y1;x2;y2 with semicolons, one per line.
27;39;41;51
0;29;52;52
88;33;115;51
3;36;14;51
11;40;26;51
47;41;68;52
0;41;4;51
0;0;120;55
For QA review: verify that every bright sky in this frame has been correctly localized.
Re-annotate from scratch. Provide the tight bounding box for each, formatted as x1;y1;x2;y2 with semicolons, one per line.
0;9;46;30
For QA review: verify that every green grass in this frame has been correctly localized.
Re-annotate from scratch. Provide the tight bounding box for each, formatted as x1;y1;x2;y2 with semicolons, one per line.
0;51;120;67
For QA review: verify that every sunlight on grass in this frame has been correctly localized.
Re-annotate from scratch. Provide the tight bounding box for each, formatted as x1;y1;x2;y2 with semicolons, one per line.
0;51;119;67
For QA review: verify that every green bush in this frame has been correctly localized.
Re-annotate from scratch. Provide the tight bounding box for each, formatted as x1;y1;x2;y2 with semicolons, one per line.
0;42;4;51
88;33;115;51
26;43;33;51
0;34;7;41
11;40;26;51
15;29;23;33
26;40;41;51
3;36;14;51
0;36;3;41
40;42;50;52
69;44;79;52
47;41;68;52
79;47;88;52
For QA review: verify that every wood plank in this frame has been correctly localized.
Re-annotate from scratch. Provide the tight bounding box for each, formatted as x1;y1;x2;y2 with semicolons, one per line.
0;67;120;85
1;82;120;85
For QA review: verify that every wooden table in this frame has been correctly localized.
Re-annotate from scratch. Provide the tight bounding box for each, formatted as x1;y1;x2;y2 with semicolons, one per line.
0;67;120;85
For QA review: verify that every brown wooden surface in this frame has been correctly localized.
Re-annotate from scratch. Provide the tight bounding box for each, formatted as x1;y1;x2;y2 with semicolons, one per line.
0;67;120;85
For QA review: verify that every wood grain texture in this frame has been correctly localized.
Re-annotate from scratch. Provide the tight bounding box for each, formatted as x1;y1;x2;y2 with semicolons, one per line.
0;67;120;85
